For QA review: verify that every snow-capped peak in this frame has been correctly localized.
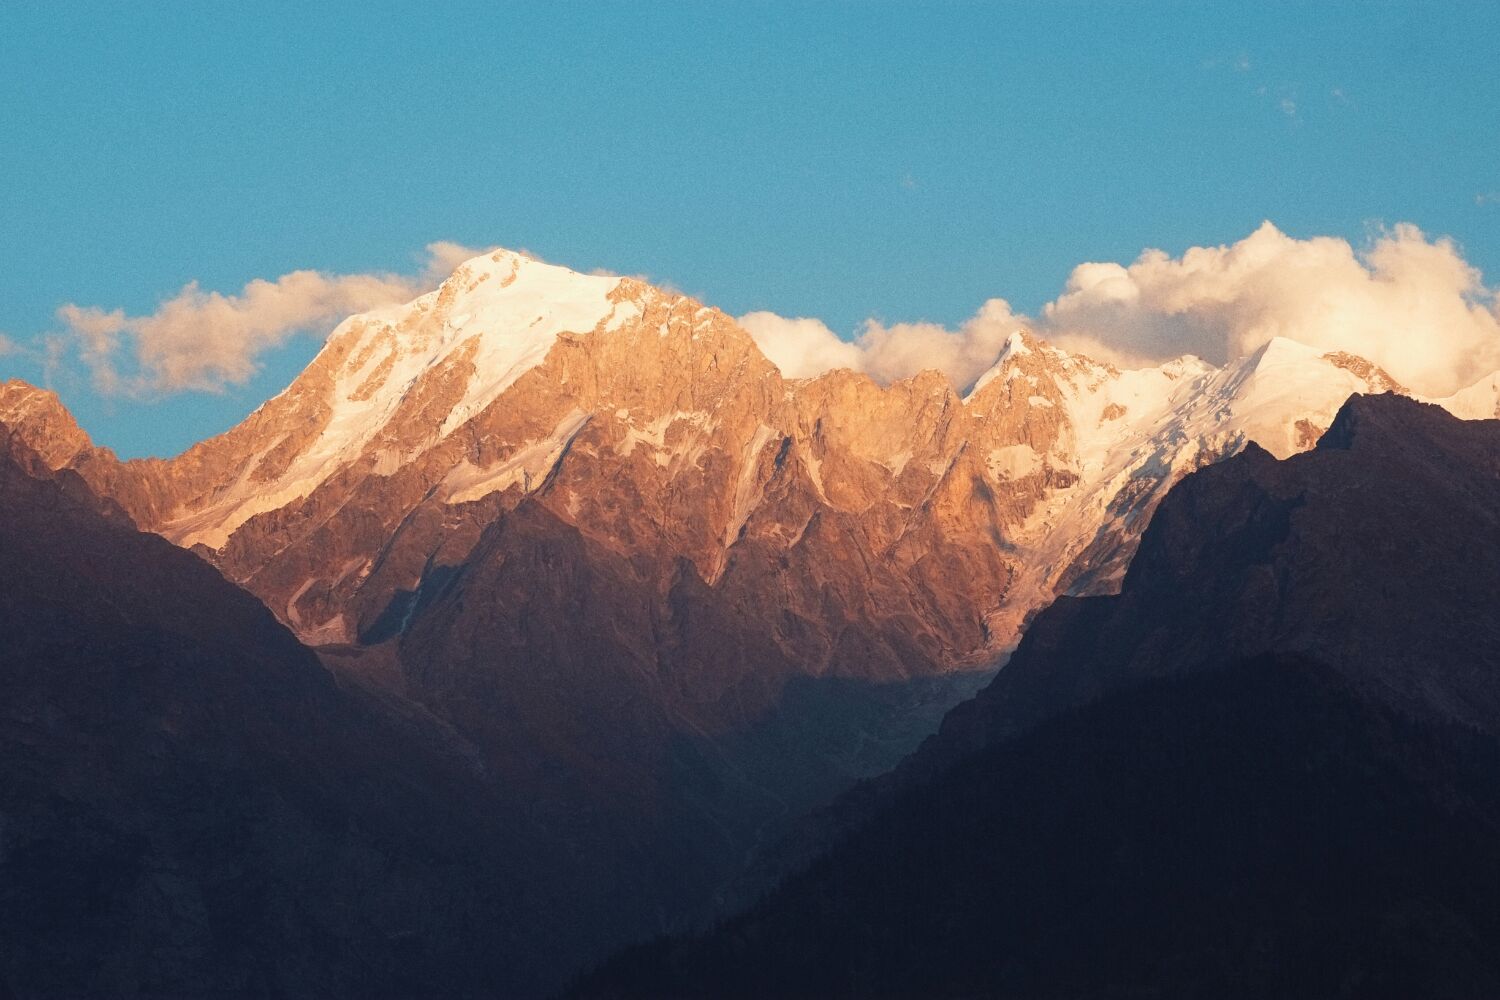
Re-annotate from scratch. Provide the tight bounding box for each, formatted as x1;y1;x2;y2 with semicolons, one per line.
966;329;1041;399
1436;370;1500;420
163;248;635;549
999;329;1032;358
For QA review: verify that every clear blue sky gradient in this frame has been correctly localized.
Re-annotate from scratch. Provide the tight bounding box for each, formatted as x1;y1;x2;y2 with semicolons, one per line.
1;2;1496;457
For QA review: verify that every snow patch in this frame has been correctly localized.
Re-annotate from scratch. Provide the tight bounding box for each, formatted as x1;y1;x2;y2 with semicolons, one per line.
163;250;628;550
724;423;777;547
616;410;712;466
444;408;592;503
967;330;1034;399
987;444;1041;480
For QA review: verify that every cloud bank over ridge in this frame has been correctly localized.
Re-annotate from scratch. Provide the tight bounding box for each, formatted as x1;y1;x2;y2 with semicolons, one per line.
745;222;1500;397
743;298;1029;390
42;223;1500;401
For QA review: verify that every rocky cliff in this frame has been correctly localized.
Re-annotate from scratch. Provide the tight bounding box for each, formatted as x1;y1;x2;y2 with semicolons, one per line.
575;393;1500;999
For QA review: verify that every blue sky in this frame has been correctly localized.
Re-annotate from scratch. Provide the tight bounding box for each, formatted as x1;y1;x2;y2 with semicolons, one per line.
1;2;1496;457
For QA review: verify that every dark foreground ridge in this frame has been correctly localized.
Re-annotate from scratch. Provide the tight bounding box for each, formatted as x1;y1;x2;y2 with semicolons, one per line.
574;394;1500;999
0;417;989;998
0;426;564;997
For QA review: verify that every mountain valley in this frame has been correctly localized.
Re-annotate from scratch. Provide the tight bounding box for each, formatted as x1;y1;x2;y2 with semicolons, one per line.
4;249;1500;995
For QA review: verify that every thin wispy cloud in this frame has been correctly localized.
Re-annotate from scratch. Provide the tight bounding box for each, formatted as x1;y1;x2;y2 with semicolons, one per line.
1201;52;1252;73
1251;82;1301;121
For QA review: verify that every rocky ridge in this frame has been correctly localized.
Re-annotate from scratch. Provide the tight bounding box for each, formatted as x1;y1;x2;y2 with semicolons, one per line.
575;393;1500;999
8;251;1500;990
9;248;1497;667
0;424;574;998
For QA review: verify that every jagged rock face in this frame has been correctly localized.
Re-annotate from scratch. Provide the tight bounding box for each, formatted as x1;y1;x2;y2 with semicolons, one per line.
0;381;95;468
9;251;1497;672
575;394;1500;1000
923;393;1500;772
0;425;584;998
8;252;1500;837
9;251;1500;992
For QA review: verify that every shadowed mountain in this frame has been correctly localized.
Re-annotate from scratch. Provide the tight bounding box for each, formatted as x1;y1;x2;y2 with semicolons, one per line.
6;247;1499;991
0;425;576;997
0;417;989;997
574;394;1500;999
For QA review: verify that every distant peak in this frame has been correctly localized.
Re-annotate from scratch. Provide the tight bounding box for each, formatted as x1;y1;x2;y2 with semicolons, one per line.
1317;392;1453;453
1320;351;1407;395
1246;336;1321;368
1159;355;1214;381
0;380;94;469
0;378;61;409
1000;329;1033;359
965;328;1040;398
442;247;562;287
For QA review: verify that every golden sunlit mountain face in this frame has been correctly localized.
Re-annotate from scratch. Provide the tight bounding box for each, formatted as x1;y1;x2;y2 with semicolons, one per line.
2;6;1497;997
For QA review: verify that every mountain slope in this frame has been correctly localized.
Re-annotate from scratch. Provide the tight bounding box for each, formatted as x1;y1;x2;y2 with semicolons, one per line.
583;659;1500;1000
7;250;1500;988
15;249;1494;664
576;394;1500;998
0;425;574;998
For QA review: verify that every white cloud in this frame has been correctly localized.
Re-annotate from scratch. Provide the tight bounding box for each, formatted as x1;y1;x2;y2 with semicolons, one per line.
48;225;1500;402
0;333;16;357
738;313;862;379
57;242;491;396
741;298;1027;389
743;222;1500;396
853;299;1029;389
1042;221;1500;395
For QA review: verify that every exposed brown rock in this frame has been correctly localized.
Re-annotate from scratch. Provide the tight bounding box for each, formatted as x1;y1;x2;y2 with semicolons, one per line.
11;251;1500;992
1323;350;1408;394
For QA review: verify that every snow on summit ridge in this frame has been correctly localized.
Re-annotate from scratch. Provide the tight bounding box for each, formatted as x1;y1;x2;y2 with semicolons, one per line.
163;249;634;548
7;246;1500;658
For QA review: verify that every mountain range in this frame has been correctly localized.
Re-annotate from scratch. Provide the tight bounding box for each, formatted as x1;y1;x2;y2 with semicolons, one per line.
575;392;1500;999
0;423;556;996
8;250;1497;660
3;247;1499;995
